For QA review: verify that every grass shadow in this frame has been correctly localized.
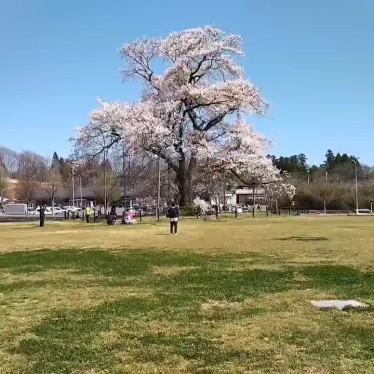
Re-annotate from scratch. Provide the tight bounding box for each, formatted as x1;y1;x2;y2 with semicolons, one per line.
302;264;374;298
4;248;374;372
16;297;157;373
276;236;329;241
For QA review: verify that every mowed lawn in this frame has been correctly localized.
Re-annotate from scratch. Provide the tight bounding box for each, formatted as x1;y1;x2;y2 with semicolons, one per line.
1;216;374;373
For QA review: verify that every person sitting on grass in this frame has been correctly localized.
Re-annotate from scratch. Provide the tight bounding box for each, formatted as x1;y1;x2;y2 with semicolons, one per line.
124;208;136;224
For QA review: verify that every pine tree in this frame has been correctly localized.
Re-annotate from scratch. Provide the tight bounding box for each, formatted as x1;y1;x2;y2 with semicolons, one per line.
51;152;59;169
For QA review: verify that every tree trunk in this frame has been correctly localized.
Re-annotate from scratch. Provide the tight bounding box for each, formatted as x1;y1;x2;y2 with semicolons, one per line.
51;194;55;215
177;157;196;207
178;159;187;207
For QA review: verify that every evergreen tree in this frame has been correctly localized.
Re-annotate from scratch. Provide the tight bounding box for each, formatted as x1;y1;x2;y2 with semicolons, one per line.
51;152;59;169
324;149;335;171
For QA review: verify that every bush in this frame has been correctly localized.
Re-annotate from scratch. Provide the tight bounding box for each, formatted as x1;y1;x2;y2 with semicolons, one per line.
180;205;197;217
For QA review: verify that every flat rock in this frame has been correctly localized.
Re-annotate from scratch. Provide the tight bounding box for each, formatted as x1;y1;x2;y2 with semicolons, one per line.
311;300;368;311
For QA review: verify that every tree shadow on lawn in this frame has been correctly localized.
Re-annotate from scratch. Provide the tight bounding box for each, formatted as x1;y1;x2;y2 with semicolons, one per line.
3;248;374;372
0;248;271;276
11;262;374;373
1;249;373;300
276;236;329;241
15;296;271;373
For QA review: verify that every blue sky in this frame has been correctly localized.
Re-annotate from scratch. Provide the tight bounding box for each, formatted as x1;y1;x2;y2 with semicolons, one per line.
1;0;373;165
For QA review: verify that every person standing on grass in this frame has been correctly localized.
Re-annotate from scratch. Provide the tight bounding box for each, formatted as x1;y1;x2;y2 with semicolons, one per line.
167;202;179;235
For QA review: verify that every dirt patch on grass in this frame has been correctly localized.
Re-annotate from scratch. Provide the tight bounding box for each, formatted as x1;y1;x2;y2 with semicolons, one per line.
227;264;283;272
0;269;99;284
151;266;198;277
201;299;245;311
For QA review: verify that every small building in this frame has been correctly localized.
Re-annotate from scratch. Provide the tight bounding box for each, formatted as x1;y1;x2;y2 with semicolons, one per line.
67;187;96;207
234;186;266;206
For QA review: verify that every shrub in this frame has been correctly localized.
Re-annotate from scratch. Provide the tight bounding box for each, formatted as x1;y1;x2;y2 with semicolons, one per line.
180;205;196;217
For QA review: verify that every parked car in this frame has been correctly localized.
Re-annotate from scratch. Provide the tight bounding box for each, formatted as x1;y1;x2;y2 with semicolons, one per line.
52;207;67;215
356;209;371;215
63;206;81;213
30;207;53;215
27;207;36;215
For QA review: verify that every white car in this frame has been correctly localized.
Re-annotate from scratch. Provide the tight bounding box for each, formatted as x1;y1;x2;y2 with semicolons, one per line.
69;206;81;213
52;207;67;215
30;207;53;215
62;206;81;213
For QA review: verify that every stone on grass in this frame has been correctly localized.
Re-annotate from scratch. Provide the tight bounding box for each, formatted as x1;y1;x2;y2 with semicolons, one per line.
311;300;368;311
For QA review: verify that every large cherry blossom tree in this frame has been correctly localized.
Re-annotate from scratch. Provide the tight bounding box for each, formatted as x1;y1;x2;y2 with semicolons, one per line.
74;26;294;206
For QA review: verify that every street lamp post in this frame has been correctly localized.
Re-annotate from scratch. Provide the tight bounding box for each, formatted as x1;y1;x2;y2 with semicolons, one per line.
103;149;107;214
323;170;328;214
79;176;83;208
223;173;226;211
71;163;77;207
352;159;359;214
128;153;132;208
122;148;126;210
156;156;161;221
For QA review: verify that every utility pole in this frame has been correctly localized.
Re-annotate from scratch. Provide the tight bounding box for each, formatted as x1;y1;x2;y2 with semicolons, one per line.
167;166;171;204
79;176;83;208
352;159;359;214
252;185;256;217
104;149;107;214
223;176;226;211
128;153;132;208
122;148;126;210
323;170;328;214
157;156;161;220
71;163;76;207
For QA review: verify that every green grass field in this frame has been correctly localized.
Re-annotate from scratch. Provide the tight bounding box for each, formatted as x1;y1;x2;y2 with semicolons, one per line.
1;216;374;373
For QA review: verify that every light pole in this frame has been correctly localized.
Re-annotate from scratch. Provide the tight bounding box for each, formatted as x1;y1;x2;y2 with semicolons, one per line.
223;173;226;211
252;185;256;216
122;148;126;210
323;170;328;214
168;166;171;204
352;159;359;214
79;176;83;208
128;153;132;208
103;148;107;214
156;155;161;220
70;163;77;207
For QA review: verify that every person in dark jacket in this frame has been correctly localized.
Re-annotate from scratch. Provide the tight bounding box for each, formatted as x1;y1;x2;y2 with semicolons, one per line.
167;202;179;235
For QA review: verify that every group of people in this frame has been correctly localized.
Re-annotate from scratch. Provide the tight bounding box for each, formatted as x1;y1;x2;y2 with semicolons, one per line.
103;202;180;235
106;206;136;225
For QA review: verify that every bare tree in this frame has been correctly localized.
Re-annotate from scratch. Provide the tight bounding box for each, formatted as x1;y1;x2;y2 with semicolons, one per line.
0;156;8;203
42;166;65;212
310;177;336;213
94;169;121;210
0;147;19;178
17;152;46;205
